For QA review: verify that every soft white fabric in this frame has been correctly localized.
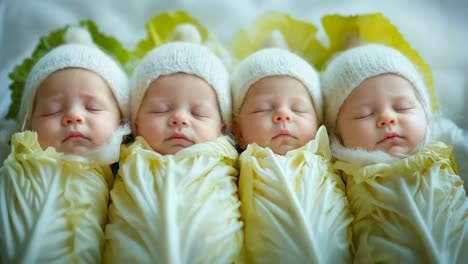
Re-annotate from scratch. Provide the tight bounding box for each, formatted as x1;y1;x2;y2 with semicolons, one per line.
330;134;400;165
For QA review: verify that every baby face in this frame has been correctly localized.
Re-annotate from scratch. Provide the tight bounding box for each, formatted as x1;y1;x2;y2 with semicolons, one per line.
135;73;223;155
336;73;427;156
235;76;319;155
30;68;121;155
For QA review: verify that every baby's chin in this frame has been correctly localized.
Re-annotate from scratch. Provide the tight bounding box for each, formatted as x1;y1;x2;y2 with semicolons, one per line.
53;139;105;156
378;145;412;158
56;145;95;156
154;143;193;155
270;144;298;156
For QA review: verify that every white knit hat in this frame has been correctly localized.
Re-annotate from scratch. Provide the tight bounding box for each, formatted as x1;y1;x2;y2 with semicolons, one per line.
230;48;322;120
19;27;129;129
321;44;432;134
130;41;231;128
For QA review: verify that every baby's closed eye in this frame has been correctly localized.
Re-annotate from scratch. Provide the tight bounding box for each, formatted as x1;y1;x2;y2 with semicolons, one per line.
149;104;170;114
86;101;104;111
251;103;272;113
392;97;417;112
253;108;271;114
353;110;374;119
291;103;312;113
38;103;62;117
393;103;414;112
191;105;212;118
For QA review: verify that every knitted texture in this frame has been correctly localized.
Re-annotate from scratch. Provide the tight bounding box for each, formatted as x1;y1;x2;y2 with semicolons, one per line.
321;44;431;134
130;42;231;128
230;48;322;120
20;43;129;128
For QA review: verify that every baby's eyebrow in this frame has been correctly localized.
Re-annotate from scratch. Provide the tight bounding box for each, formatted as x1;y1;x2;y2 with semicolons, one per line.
37;94;63;103
347;96;373;107
292;96;313;104
146;100;174;109
80;89;110;98
392;95;415;102
79;93;106;103
80;92;97;99
191;100;219;110
192;101;210;106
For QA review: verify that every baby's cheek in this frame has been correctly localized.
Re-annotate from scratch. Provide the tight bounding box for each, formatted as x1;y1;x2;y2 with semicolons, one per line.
341;127;372;149
36;128;57;150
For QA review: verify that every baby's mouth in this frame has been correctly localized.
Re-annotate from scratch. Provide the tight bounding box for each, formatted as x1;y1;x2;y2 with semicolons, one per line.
64;131;88;142
378;132;401;143
167;132;193;143
273;130;293;139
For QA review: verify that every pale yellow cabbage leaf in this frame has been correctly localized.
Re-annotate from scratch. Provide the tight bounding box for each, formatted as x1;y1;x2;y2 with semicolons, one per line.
132;10;234;70
0;131;113;263
321;13;439;110
229;11;327;68
335;141;468;263
104;136;243;263
239;126;352;263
